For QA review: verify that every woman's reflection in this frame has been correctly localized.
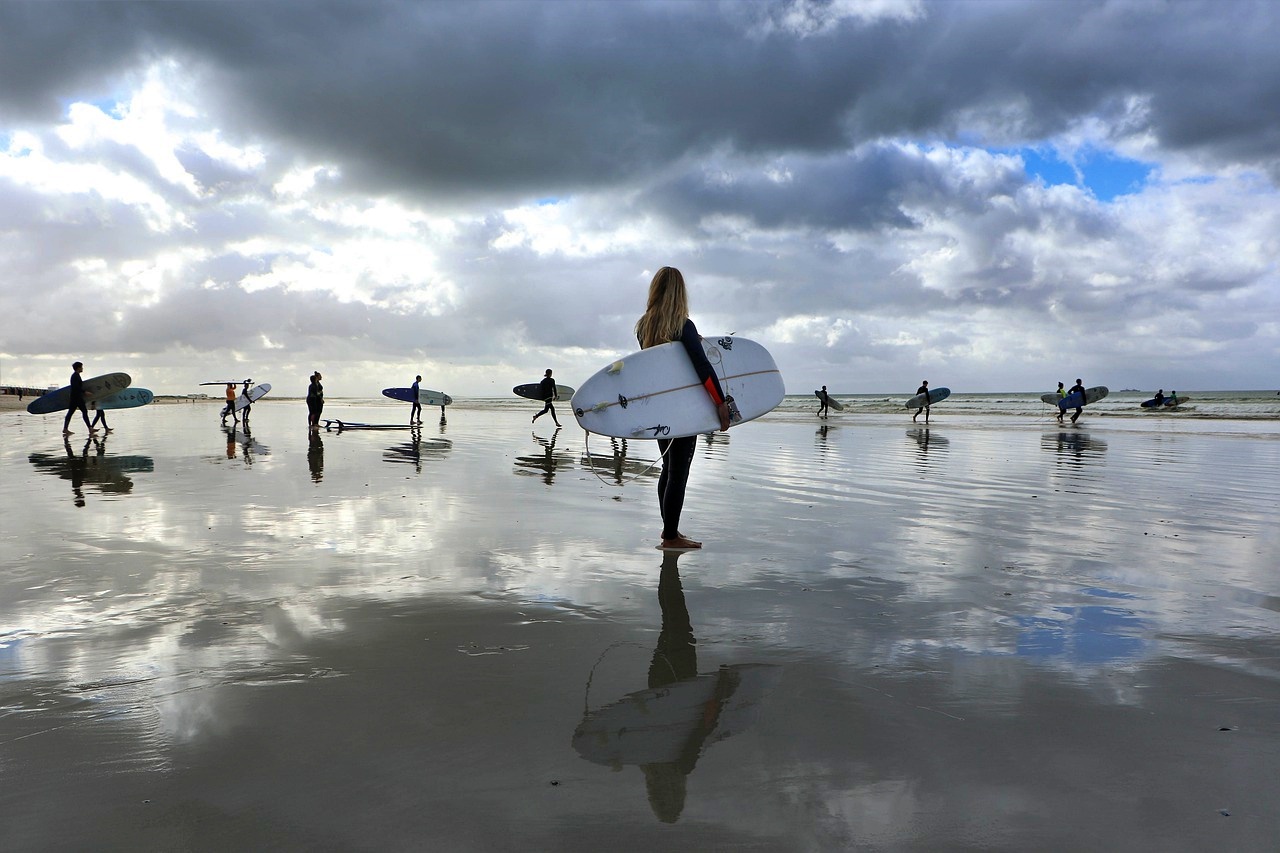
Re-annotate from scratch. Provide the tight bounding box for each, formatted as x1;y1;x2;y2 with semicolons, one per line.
573;551;777;823
307;430;324;482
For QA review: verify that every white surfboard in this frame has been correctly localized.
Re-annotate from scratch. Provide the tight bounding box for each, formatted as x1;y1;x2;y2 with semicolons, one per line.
571;336;784;439
234;383;271;412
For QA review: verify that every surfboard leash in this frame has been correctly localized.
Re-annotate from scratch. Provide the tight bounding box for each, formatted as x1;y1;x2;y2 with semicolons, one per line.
581;430;667;487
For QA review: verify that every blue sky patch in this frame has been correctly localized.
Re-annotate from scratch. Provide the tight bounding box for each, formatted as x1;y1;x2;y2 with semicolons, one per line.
1015;146;1153;201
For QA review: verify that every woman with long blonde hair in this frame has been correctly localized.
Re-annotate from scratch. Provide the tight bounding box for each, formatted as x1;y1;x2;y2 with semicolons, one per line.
635;266;731;550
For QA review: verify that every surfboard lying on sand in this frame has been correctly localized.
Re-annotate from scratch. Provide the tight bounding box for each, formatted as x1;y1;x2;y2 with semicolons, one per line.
514;383;575;402
905;387;950;409
1056;386;1108;411
815;390;844;411
571;335;785;439
233;383;271;412
27;373;133;414
90;388;154;411
382;387;453;407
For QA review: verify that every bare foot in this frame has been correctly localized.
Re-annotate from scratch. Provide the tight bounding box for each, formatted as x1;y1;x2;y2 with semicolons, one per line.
658;536;702;550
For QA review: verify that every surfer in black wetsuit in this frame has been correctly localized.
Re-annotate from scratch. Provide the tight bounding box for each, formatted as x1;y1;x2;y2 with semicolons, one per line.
912;380;930;424
240;379;253;428
1068;378;1086;424
636;267;731;551
817;385;830;418
63;362;96;435
1153;389;1165;407
410;375;422;425
307;372;324;431
531;369;561;426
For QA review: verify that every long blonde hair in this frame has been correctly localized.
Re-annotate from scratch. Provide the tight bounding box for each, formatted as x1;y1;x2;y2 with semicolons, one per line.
635;266;690;349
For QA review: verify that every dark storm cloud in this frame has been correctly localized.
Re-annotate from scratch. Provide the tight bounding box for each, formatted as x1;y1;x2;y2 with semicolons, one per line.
3;1;1278;200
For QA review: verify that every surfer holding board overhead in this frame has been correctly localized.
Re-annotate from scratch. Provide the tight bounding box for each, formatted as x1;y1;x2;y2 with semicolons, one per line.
636;267;731;551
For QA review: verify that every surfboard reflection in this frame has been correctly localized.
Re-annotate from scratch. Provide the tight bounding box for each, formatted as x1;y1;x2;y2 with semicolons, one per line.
382;436;453;473
572;551;778;824
29;436;154;506
514;429;574;485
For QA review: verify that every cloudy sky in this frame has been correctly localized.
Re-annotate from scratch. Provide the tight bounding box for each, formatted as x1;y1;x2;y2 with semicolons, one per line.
1;0;1277;397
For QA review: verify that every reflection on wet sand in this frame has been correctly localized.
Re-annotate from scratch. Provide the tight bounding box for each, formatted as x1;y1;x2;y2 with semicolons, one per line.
907;427;949;454
219;424;269;465
580;437;659;484
573;551;778;824
1042;430;1108;467
514;428;574;484
307;431;324;482
28;437;154;506
382;435;453;472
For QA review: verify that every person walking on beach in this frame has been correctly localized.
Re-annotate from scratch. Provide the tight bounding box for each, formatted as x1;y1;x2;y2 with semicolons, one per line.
240;379;253;428
817;385;830;418
912;380;930;424
410;375;422;425
63;362;96;435
307;371;324;431
636;266;731;551
89;406;111;433
1068;378;1086;424
531;369;561;427
221;382;237;426
1055;381;1066;423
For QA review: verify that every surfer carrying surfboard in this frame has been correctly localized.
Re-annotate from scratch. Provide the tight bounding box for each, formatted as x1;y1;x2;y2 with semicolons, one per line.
817;386;830;418
1068;378;1086;424
221;383;237;425
912;380;930;423
531;369;562;427
636;267;731;551
410;375;422;425
62;362;97;436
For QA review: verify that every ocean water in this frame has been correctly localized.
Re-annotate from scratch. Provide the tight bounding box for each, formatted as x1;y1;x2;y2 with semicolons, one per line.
2;399;1279;849
329;389;1280;433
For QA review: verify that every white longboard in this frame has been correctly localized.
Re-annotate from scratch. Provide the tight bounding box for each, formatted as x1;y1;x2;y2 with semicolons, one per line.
234;383;271;412
571;336;784;439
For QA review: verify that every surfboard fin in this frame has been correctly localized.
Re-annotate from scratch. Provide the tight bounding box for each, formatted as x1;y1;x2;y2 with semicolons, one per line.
607;360;624;375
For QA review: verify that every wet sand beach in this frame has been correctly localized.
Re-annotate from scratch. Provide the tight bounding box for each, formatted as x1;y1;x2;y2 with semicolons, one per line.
2;401;1279;850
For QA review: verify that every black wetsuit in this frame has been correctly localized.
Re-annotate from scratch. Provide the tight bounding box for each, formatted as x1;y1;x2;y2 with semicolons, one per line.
532;376;559;425
307;378;324;427
64;372;92;431
649;319;726;541
410;379;421;424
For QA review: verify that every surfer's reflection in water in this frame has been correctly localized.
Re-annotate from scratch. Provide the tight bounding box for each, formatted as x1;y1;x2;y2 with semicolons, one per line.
1043;430;1108;470
906;428;949;469
573;551;778;824
29;435;153;506
514;428;572;485
307;430;324;482
580;438;660;486
221;424;268;466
